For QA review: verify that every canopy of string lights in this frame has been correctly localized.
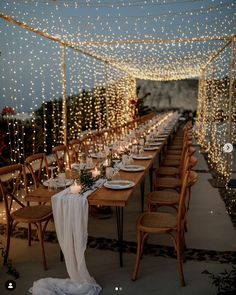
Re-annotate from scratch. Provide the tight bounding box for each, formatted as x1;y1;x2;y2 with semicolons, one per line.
0;0;235;181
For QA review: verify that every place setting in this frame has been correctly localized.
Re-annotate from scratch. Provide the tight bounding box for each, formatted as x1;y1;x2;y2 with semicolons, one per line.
120;164;145;172
104;167;135;190
146;141;163;146
143;145;160;151
132;154;153;160
104;179;135;190
43;176;73;190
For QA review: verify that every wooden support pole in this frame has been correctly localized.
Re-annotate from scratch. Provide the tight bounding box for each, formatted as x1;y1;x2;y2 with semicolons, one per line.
227;37;235;177
61;45;67;146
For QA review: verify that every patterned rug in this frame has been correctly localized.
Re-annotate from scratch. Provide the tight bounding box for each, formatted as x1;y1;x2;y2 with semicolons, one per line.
0;223;235;264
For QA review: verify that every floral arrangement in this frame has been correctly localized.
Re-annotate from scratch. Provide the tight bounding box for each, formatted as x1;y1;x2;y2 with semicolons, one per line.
1;106;16;116
0;131;7;157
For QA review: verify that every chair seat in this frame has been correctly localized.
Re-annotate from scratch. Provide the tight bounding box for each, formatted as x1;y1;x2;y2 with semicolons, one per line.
167;150;182;155
138;212;177;233
157;167;179;176
11;205;52;223
189;156;198;168
156;177;181;189
24;186;60;203
162;159;180;167
168;146;182;150
147;190;180;205
188;147;196;156
165;155;181;160
188;170;198;186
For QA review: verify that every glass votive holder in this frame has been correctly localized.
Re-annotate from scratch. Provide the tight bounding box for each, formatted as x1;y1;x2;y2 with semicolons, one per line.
106;167;114;180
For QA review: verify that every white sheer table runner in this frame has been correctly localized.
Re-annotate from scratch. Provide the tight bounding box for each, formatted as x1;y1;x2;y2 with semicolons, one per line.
31;180;105;295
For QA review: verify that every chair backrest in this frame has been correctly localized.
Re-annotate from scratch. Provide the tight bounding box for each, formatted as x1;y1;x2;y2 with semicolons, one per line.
177;157;190;235
24;153;49;190
0;164;25;225
188;171;198;187
52;145;70;172
189;156;198;169
179;144;190;177
69;139;83;163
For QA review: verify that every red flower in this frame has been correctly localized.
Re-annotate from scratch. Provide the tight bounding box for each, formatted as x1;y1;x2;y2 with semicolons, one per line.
2;106;16;115
130;99;137;105
0;131;7;156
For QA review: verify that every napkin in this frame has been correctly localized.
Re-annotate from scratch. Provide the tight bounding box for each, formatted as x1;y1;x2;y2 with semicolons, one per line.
31;179;104;295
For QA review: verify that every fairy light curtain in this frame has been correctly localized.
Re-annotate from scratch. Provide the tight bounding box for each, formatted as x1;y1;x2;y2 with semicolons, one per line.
0;0;235;178
195;38;235;182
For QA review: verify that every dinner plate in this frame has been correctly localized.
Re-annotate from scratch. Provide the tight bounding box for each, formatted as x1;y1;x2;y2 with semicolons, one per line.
71;163;82;170
147;142;162;146
120;164;145;172
104;180;135;190
84;164;95;170
43;178;73;188
132;154;153;160
72;163;95;170
148;138;159;142
144;147;159;151
91;153;105;159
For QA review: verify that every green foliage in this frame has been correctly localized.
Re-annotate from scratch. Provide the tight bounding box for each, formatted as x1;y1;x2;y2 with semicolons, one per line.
0;240;20;279
203;267;236;294
136;86;151;117
80;169;96;189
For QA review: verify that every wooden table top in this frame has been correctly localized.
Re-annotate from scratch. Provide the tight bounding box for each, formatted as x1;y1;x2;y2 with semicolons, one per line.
88;129;174;207
88;143;165;207
24;128;173;206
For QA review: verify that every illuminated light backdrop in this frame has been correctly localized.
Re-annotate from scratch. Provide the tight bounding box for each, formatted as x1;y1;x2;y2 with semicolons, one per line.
0;0;235;181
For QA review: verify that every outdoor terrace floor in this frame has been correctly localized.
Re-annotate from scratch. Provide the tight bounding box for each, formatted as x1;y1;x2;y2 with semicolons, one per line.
0;145;235;294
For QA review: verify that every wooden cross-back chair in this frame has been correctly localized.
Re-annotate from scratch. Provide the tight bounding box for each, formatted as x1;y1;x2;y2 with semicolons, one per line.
0;164;52;270
69;139;83;163
24;153;49;190
24;152;56;205
52;145;71;172
163;131;191;168
132;158;190;286
153;146;189;192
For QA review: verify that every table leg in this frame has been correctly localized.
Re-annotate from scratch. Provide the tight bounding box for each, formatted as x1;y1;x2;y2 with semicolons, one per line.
116;207;124;267
159;150;162;164
140;179;145;212
60;248;64;261
149;166;153;191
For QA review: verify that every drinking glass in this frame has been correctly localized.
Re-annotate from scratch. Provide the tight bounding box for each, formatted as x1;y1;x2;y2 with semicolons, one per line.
106;167;114;180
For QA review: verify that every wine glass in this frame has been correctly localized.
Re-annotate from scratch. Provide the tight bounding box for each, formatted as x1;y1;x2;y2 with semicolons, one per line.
48;161;57;179
113;159;121;180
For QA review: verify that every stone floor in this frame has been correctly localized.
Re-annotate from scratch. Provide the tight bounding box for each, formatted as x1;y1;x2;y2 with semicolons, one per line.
0;145;235;294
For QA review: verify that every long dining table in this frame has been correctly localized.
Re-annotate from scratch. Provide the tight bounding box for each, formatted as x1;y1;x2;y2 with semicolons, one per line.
24;116;178;268
88;128;174;267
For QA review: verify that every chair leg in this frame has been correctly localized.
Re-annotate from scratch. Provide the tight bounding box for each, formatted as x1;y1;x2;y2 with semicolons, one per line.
60;249;64;262
28;223;32;246
37;222;48;270
148;203;156;212
187;187;191;210
132;230;143;281
176;238;186;287
140;233;149;259
4;221;13;265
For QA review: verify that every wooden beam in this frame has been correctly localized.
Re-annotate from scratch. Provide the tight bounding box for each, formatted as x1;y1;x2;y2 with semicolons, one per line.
74;36;231;47
0;13;125;72
203;39;232;69
61;45;67;146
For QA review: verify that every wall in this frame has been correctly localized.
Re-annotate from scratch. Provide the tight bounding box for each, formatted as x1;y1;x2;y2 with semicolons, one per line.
137;79;198;111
